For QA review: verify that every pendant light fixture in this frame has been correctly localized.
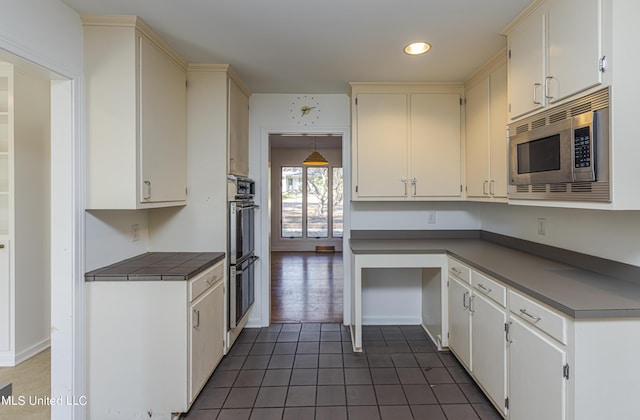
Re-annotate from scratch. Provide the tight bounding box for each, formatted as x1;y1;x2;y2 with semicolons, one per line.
303;136;329;165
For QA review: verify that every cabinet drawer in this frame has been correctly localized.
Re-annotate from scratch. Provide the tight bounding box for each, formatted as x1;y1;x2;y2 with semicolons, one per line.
472;271;506;308
189;261;224;302
509;290;567;345
448;258;470;284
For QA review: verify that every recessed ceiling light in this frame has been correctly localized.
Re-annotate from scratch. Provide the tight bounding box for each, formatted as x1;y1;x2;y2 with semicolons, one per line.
404;42;431;55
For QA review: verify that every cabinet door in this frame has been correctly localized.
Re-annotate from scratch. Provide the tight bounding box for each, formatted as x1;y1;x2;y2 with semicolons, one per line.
139;35;187;203
411;93;461;197
354;93;408;198
508;5;546;119
229;78;249;177
448;275;471;370
489;63;508;198
190;279;225;402
471;292;507;415
508;315;567;420
547;0;602;103
465;80;490;198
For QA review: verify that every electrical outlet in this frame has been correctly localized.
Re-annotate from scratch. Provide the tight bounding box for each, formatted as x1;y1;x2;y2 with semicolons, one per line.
537;218;546;236
427;211;436;224
131;224;140;242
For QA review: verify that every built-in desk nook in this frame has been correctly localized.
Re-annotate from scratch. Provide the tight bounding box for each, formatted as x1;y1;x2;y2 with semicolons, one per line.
349;230;640;420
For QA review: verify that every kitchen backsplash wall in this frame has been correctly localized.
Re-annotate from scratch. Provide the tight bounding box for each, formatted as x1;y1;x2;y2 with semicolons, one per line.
480;203;640;267
350;201;481;231
85;210;150;271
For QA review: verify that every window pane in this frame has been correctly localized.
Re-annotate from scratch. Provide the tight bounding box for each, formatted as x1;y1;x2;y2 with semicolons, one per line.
281;167;302;238
306;167;329;238
332;167;343;238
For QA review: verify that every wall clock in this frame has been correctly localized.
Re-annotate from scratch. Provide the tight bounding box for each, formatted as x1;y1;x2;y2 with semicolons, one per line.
290;95;321;126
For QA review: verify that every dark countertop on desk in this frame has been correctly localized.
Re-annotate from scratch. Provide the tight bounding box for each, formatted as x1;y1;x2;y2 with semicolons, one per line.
350;230;640;319
85;252;225;281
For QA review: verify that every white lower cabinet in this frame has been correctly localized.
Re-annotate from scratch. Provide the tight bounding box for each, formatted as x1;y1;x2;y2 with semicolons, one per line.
190;278;224;402
471;291;507;415
88;260;225;419
447;274;472;370
508;315;567;420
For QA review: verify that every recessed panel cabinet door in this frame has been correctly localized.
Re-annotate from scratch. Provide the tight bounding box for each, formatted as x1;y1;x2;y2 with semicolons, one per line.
547;0;602;103
471;292;507;415
448;275;471;370
508;315;567;420
355;93;408;198
229;78;249;177
489;63;508;198
508;5;545;119
190;280;225;402
465;81;490;198
411;93;461;197
139;36;187;203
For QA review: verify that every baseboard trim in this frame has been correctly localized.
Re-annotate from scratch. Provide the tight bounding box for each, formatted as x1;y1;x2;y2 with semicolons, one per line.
0;338;51;367
362;316;422;325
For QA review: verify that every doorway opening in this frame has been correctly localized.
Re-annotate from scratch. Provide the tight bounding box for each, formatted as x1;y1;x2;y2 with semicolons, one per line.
269;134;343;323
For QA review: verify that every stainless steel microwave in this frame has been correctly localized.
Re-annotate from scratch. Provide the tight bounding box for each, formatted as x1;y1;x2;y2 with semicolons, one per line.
508;88;610;202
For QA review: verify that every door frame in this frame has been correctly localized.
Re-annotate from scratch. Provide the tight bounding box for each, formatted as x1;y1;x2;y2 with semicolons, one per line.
259;126;351;327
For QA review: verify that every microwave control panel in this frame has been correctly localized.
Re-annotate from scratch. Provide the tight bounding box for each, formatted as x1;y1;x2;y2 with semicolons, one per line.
573;126;592;168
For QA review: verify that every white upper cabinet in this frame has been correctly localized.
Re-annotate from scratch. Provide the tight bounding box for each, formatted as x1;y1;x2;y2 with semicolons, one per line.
350;84;463;201
83;15;188;209
228;77;250;177
465;55;508;201
547;0;602;104
505;0;603;120
507;4;546;119
411;93;462;198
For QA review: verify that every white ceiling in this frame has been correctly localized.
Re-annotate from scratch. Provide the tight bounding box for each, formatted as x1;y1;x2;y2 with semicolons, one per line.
59;0;532;94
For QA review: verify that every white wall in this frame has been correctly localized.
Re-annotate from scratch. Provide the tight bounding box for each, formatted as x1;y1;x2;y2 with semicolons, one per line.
480;202;640;266
0;1;84;419
351;201;481;230
85;211;150;271
249;93;351;327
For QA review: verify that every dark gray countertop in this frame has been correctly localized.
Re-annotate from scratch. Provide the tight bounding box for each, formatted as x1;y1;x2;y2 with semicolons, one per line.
85;252;225;281
0;382;11;398
350;234;640;319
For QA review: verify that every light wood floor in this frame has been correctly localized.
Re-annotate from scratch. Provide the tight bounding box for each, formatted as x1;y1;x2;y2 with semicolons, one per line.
0;348;50;420
271;251;343;323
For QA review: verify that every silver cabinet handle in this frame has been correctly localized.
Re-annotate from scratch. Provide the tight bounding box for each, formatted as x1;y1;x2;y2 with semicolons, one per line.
401;178;408;196
519;308;541;322
478;283;492;294
490;180;495;196
411;177;417;196
206;274;219;286
193;309;200;328
533;83;542;105
469;295;475;313
143;180;151;200
462;291;469;309
483;181;488;195
451;267;462;276
545;76;554;100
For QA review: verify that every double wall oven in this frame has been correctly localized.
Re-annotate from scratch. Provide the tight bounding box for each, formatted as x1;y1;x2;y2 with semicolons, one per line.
228;176;259;329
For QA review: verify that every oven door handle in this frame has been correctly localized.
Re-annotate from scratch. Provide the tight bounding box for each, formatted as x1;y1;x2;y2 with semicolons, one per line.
236;204;260;211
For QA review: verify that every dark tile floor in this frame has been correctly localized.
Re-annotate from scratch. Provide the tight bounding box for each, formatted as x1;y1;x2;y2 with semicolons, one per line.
183;323;503;420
